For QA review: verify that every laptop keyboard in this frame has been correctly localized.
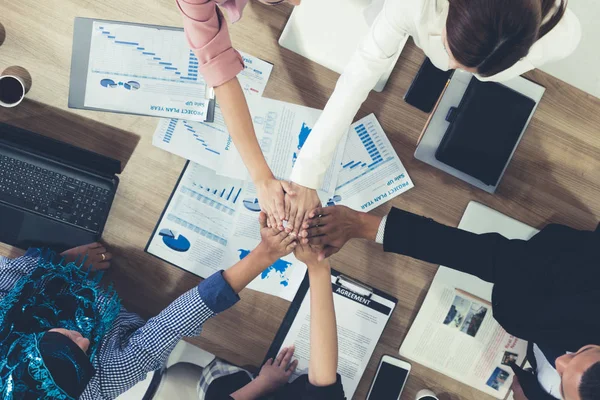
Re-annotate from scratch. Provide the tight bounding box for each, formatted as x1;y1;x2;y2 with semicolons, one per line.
0;155;111;232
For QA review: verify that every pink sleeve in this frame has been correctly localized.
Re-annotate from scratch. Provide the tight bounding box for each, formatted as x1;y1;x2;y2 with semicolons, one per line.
176;0;244;87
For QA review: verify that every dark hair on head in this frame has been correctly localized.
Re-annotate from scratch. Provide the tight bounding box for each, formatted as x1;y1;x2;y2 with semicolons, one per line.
580;362;600;400
446;0;567;77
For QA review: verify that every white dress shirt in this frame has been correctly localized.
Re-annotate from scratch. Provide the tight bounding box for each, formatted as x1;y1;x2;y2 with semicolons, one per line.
533;344;563;399
290;0;581;189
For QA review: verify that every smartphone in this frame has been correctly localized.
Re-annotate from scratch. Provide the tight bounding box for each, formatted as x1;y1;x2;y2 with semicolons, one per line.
404;57;453;113
366;355;411;400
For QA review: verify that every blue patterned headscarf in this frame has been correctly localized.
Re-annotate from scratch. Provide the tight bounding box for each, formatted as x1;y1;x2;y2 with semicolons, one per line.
0;250;121;399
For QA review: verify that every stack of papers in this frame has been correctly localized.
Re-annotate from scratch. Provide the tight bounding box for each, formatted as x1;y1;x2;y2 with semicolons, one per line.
148;53;413;300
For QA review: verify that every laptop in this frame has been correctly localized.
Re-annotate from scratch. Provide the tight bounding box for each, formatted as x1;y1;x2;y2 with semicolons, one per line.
0;122;120;251
278;0;406;93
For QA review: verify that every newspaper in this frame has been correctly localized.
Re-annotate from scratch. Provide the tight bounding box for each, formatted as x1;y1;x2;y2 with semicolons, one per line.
399;202;538;399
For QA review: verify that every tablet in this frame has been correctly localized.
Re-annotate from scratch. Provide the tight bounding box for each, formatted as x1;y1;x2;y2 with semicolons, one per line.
414;70;545;194
69;18;215;122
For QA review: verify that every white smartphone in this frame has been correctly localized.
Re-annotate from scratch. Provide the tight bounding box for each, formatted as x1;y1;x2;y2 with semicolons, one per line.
366;355;411;400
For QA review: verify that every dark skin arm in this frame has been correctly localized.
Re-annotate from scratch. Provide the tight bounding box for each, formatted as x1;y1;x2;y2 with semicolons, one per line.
300;205;381;260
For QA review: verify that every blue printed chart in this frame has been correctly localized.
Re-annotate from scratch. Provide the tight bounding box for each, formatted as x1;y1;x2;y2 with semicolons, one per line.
331;114;414;212
147;163;240;266
159;229;191;252
84;22;209;120
336;118;393;191
146;161;307;301
153;119;226;171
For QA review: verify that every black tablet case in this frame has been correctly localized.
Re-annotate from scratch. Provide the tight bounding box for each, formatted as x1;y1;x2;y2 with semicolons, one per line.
435;78;536;186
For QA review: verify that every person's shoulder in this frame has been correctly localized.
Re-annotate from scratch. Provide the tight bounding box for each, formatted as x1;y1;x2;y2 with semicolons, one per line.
532;7;581;61
533;223;596;246
383;0;434;27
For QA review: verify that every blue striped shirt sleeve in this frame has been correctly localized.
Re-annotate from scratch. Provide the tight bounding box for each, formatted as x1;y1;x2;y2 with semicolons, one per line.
92;270;239;398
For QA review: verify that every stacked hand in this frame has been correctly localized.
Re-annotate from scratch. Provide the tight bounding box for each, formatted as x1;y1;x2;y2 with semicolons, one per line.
300;206;362;260
256;179;321;236
255;178;294;231
257;211;297;261
285;182;320;235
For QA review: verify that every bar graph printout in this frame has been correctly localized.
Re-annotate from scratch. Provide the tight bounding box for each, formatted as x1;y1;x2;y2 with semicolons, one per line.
146;162;307;301
328;114;414;212
84;21;210;120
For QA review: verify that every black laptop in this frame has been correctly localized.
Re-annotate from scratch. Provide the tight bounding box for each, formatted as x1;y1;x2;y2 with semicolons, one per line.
0;122;120;251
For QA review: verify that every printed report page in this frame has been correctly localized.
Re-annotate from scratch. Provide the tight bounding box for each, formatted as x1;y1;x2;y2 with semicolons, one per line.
278;275;396;398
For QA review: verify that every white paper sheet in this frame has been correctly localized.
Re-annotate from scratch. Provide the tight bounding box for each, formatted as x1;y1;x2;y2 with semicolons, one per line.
146;163;307;301
278;274;396;399
152;52;273;171
218;97;347;195
84;22;209;120
327;114;414;211
221;179;307;300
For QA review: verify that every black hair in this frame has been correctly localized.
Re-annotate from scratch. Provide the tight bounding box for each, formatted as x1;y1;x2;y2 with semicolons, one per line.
580;362;600;400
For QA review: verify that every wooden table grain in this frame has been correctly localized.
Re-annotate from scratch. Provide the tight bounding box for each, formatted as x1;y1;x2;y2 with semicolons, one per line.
1;1;599;399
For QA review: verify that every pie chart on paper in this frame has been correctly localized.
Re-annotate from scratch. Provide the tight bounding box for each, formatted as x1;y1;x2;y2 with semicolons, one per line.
243;198;262;212
159;228;191;252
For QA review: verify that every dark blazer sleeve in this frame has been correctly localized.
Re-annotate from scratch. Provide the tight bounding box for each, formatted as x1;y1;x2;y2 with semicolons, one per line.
382;207;529;284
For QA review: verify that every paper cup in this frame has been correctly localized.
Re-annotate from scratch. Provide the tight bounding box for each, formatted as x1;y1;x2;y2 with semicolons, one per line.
0;75;25;108
416;388;439;400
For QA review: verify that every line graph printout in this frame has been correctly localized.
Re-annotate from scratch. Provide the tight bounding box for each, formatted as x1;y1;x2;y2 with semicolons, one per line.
147;162;306;301
328;114;414;212
84;22;209;120
152;52;273;171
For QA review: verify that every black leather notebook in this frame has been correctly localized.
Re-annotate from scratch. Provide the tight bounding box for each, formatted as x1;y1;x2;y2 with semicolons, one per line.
435;78;536;186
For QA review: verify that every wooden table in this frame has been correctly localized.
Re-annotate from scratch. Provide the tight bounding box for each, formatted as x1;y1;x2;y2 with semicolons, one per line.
1;1;600;399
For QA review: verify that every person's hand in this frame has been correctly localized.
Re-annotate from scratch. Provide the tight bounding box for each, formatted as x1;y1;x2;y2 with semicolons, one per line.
60;242;112;271
510;376;528;400
294;243;332;276
256;346;298;393
293;242;322;266
285;182;320;235
257;212;297;261
255;177;294;230
301;205;365;260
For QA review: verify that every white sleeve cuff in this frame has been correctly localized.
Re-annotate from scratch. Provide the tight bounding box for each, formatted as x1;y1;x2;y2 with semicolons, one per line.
375;214;388;244
290;162;323;190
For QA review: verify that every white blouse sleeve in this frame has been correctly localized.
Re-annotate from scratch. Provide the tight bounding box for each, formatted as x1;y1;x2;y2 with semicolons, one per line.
290;0;418;189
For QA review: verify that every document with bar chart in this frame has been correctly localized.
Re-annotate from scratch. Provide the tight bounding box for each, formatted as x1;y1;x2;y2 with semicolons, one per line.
152;52;273;171
218;97;347;194
83;21;210;120
146;161;307;301
328;114;414;212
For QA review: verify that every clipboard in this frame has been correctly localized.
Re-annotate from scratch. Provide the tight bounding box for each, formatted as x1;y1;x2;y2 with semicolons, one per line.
69;17;216;122
264;269;398;398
